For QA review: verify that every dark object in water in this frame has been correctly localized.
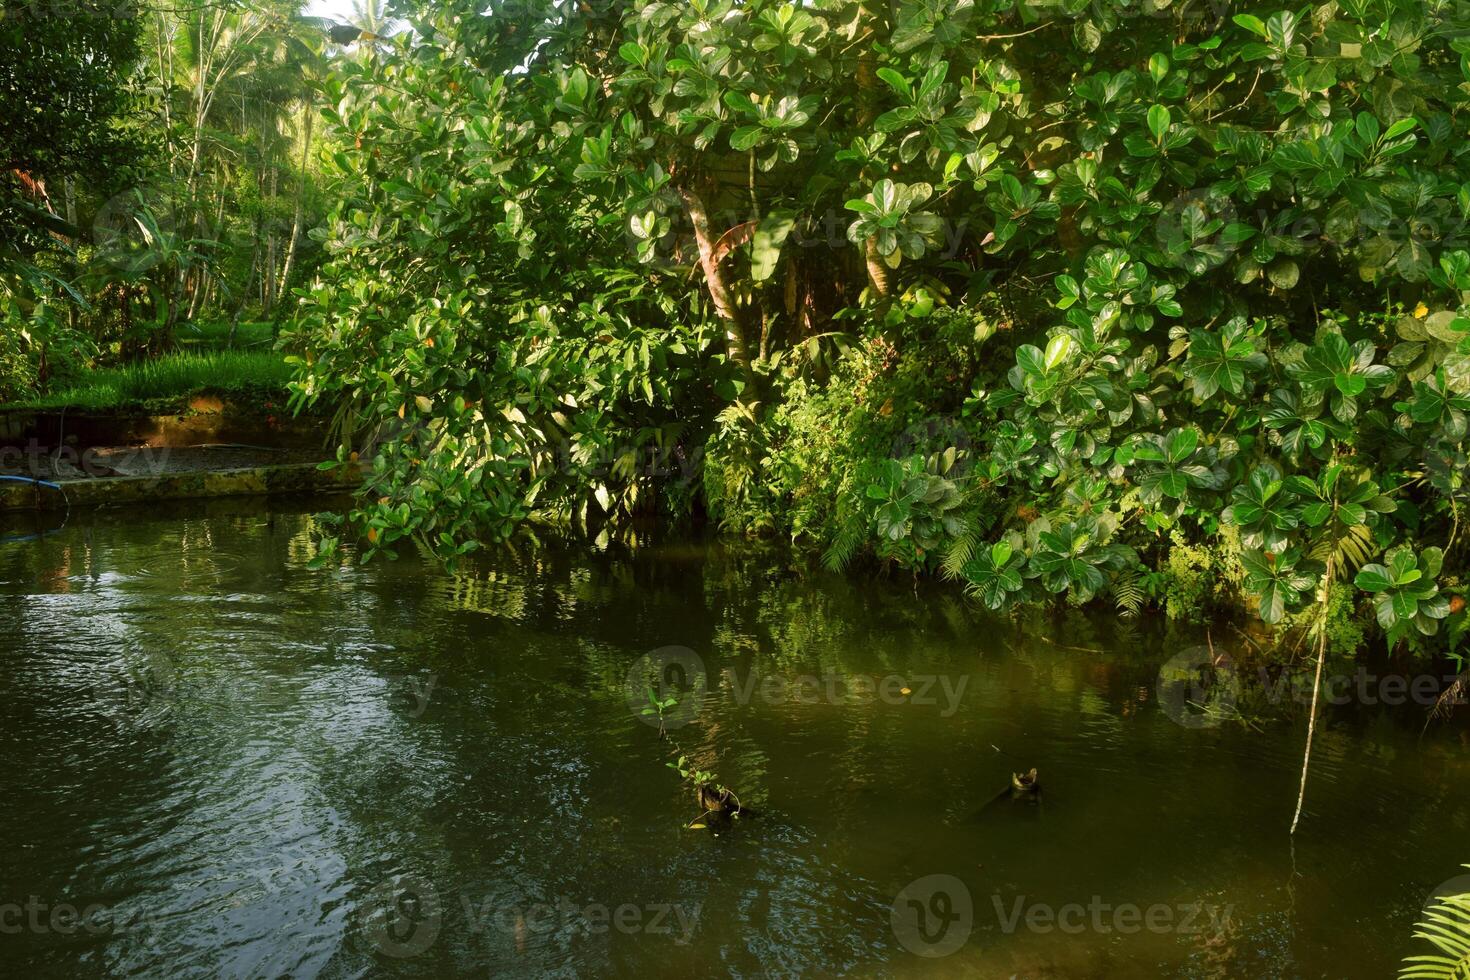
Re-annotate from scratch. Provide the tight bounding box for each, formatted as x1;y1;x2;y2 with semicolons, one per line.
1011;768;1040;794
696;783;750;817
974;769;1045;822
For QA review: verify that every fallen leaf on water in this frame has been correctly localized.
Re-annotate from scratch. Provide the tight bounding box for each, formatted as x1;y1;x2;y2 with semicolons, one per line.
688;823;707;830
900;687;912;696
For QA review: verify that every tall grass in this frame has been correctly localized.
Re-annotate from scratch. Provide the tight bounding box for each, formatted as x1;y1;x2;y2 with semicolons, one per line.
9;351;292;410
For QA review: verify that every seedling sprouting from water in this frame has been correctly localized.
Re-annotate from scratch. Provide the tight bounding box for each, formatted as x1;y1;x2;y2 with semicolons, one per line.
668;753;745;826
642;685;679;735
640;678;748;826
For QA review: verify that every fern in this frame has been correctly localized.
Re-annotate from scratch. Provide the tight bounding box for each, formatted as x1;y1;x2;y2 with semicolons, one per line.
822;514;867;572
941;519;979;580
1428;672;1468;727
1109;566;1146;619
1401;870;1470;980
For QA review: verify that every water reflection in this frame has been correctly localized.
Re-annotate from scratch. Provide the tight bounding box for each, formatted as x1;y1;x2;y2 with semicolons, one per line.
0;502;1466;977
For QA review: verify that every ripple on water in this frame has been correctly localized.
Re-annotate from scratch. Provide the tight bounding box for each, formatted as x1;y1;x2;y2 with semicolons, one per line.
2;512;1468;978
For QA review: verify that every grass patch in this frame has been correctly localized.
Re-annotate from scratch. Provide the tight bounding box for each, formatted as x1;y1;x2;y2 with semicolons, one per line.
178;320;275;349
6;351;293;411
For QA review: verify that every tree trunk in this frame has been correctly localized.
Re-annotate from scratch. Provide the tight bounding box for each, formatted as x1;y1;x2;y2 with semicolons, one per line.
263;164;279;312
678;184;756;390
277;103;314;304
855;3;891;300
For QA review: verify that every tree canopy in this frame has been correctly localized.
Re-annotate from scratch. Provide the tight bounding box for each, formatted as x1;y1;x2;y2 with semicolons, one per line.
286;0;1470;655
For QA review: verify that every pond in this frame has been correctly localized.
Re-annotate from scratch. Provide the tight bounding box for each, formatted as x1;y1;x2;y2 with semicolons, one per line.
1;501;1467;977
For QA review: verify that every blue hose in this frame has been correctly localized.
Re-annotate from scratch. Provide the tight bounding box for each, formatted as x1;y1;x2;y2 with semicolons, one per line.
0;474;70;541
0;475;63;490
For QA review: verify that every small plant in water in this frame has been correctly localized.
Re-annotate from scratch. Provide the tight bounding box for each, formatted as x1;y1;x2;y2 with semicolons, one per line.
667;754;745;826
638;677;749;826
641;685;678;735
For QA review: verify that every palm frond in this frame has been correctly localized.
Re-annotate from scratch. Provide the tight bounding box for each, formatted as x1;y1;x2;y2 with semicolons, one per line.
1310;522;1376;574
1428;672;1469;727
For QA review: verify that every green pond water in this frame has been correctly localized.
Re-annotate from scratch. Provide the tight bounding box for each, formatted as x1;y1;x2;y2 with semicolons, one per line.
1;501;1468;978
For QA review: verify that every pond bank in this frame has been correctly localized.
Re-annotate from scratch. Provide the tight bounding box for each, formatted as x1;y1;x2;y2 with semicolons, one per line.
0;395;351;511
0;459;360;512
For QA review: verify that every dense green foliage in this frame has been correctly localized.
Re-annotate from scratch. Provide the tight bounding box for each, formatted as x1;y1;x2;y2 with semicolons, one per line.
2;0;147;397
0;0;366;403
291;0;1467;651
0;0;147;253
